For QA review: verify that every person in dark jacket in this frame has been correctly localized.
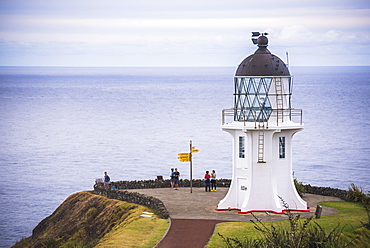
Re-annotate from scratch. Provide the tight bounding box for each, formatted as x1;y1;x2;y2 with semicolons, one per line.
104;172;110;186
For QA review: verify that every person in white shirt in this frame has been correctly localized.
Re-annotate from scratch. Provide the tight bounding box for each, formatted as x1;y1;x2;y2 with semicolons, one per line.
211;170;217;191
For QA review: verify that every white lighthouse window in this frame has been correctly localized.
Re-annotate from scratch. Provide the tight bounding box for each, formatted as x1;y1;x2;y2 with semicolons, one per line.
239;136;245;158
279;137;285;158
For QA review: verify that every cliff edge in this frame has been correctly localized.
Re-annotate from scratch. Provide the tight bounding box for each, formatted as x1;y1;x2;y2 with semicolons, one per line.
12;191;167;248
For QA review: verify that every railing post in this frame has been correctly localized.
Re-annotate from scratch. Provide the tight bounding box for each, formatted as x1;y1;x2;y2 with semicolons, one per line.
300;110;303;125
221;109;225;125
315;204;322;219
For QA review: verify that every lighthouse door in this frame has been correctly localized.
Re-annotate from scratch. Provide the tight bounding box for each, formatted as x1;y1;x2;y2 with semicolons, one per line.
237;178;248;209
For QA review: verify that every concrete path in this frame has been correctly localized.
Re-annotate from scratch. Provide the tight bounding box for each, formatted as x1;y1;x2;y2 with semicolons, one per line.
125;187;343;247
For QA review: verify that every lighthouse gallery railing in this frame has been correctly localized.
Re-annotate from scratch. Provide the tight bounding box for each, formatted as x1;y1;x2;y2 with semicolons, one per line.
221;108;303;127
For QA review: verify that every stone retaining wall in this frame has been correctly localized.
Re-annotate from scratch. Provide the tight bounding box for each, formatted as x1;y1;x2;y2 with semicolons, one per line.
94;184;170;219
304;184;348;200
108;178;231;189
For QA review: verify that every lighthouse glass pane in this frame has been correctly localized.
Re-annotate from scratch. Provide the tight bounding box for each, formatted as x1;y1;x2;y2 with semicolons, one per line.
247;78;256;94
239;136;245;158
234;77;273;122
279;137;285;158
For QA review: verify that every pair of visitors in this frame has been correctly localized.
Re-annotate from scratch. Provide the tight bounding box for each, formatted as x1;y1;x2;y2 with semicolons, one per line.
170;168;180;190
204;170;217;192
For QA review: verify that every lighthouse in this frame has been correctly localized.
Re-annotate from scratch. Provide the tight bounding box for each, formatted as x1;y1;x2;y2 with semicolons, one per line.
217;32;309;214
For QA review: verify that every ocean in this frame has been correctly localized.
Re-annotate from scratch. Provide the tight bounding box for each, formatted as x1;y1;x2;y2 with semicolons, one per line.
0;66;369;247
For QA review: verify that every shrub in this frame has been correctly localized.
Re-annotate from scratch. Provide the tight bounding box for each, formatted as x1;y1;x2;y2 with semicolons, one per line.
347;184;370;230
362;204;370;230
294;178;306;197
217;233;263;248
41;237;61;248
347;183;367;203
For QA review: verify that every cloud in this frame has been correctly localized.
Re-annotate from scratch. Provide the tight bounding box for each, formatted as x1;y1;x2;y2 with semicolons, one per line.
0;0;369;66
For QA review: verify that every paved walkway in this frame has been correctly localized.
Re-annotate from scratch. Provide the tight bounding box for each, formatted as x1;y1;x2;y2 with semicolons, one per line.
125;187;343;247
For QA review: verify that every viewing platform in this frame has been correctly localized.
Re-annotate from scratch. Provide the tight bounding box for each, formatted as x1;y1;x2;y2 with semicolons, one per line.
123;187;342;222
221;108;303;127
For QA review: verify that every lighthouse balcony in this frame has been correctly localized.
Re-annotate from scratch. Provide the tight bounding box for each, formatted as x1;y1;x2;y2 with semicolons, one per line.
221;108;303;128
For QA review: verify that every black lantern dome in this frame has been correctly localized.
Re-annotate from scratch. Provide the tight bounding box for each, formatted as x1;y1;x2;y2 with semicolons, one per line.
235;34;290;76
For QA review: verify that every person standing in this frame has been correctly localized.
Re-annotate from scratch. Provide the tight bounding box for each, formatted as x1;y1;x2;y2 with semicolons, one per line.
104;172;110;186
204;171;211;192
170;168;175;188
211;170;217;191
173;168;180;190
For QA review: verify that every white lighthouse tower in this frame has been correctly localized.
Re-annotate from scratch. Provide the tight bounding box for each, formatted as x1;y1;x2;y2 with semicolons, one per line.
217;32;308;214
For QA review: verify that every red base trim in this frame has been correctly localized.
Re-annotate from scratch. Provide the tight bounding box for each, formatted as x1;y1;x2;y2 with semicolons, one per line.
215;208;240;211
238;210;284;214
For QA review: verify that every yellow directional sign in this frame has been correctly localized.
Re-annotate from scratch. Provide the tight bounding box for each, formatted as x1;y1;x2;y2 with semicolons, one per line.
177;153;191;162
192;148;200;153
179;159;190;162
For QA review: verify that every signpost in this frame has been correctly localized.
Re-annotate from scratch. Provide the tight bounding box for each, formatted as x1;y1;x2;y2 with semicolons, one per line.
177;153;190;162
177;140;199;193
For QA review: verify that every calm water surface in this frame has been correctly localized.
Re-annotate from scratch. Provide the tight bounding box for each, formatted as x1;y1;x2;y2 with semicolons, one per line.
0;66;369;247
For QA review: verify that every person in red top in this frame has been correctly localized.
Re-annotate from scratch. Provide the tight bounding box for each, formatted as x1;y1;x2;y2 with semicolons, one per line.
204;171;211;192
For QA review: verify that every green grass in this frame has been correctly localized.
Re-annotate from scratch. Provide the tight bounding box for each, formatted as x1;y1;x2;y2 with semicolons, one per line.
95;207;169;248
207;201;370;248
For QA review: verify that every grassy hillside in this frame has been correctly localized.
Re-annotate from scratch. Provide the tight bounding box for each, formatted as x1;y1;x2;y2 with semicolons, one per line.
12;191;169;248
208;201;370;247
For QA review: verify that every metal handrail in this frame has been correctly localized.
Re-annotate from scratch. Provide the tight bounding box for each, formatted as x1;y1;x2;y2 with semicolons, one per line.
222;108;303;126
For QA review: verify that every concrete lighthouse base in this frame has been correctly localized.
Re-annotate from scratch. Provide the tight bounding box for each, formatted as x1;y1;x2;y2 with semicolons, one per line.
216;123;308;214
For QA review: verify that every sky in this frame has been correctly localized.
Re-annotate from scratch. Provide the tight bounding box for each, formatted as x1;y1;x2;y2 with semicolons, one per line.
0;0;369;67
